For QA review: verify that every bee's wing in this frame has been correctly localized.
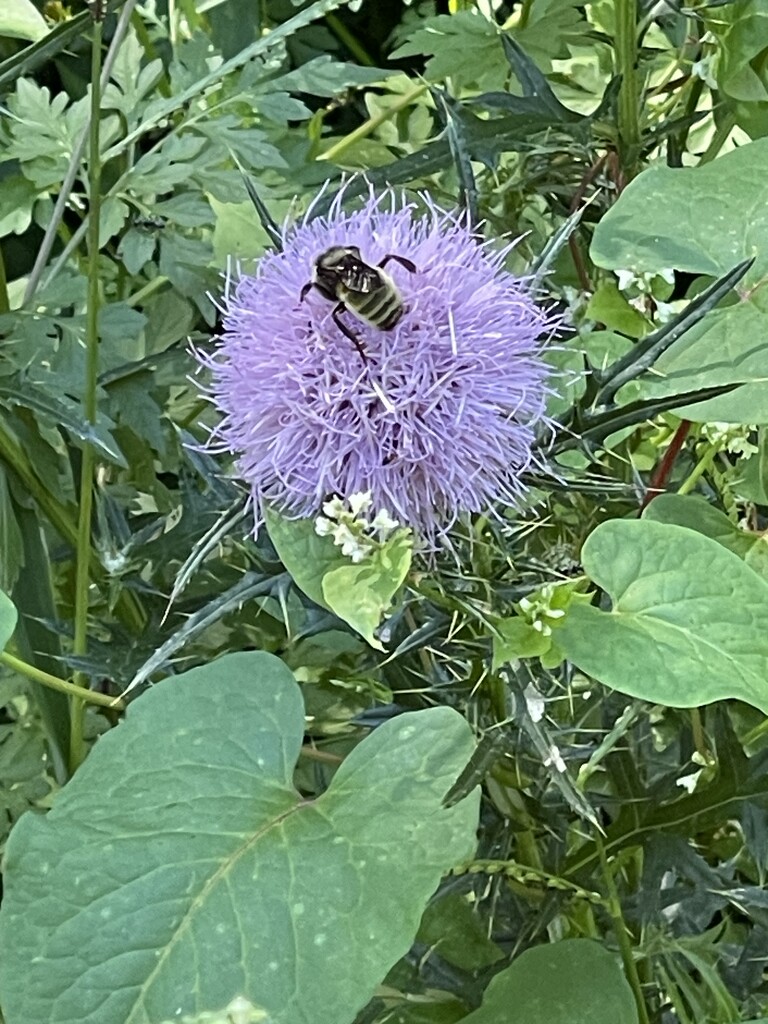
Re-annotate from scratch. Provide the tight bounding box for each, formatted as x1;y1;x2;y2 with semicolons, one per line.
349;265;382;293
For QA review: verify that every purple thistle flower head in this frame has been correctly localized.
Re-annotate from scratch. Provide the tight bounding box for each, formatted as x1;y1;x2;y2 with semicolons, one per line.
201;189;555;546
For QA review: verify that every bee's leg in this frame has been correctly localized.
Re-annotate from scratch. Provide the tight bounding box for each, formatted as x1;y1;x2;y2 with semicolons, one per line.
379;254;417;274
299;281;314;302
332;304;367;362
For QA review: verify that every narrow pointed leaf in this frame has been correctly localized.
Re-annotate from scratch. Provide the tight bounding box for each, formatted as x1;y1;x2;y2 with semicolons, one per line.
0;379;127;467
233;158;283;250
552;382;741;454
165;496;249;611
595;257;754;404
123;571;286;695
433;89;479;226
501;34;576;120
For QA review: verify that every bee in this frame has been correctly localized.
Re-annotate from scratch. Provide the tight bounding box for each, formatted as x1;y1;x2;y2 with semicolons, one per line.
299;246;417;360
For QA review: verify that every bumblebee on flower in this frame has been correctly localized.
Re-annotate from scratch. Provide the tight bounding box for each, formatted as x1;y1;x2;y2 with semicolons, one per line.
200;188;556;547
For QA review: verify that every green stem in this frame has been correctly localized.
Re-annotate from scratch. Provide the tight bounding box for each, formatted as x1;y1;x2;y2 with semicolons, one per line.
596;835;651;1024
517;0;535;30
0;421;146;633
615;0;641;170
178;398;210;430
318;83;429;163
325;12;375;66
0;243;9;313
125;274;169;307
698;107;736;165
677;443;719;495
23;0;138;305
71;14;105;772
1;651;125;710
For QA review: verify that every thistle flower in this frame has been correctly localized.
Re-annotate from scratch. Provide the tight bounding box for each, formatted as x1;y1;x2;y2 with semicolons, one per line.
201;190;555;545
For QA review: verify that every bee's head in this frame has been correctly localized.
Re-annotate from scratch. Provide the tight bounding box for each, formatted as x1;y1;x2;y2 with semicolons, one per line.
311;246;363;300
315;246;362;272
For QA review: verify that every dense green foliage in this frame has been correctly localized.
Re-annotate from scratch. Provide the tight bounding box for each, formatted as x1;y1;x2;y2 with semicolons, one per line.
3;1;768;1022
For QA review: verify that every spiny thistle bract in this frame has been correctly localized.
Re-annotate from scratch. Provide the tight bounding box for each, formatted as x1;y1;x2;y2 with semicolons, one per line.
201;190;556;546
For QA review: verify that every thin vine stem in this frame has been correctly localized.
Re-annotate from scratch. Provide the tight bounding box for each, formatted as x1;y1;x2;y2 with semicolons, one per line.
596;834;651;1024
71;10;106;772
318;83;429;162
1;651;124;711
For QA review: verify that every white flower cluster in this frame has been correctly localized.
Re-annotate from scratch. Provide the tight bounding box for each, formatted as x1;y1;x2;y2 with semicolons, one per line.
700;421;758;458
518;583;567;637
314;492;400;563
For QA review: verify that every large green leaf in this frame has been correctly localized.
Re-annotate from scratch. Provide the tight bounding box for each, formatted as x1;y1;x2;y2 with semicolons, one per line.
0;652;479;1024
458;939;637;1024
643;493;768;580
590;139;768;422
555;519;768;713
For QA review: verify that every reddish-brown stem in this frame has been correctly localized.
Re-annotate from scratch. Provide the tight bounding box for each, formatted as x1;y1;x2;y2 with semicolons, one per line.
568;152;609;292
640;419;691;511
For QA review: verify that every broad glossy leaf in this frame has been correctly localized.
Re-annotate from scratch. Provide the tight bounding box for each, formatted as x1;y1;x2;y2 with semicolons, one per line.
556;519;768;713
590;138;768;422
0;652;479;1024
643;493;768;580
459;939;637;1024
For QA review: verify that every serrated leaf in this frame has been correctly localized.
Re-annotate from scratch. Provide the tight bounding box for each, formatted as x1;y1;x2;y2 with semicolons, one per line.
391;12;497;78
102;0;360;161
0;651;479;1024
459;939;637;1024
0;174;37;236
270;55;386;97
556;519;768;713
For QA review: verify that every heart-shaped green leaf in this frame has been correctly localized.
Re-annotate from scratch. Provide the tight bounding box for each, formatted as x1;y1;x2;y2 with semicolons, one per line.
590;138;768;423
459;939;637;1024
643;493;768;580
265;507;412;649
556;519;768;713
0;651;479;1024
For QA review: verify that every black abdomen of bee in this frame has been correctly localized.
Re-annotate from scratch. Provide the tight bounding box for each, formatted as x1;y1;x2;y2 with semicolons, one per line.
355;288;403;330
